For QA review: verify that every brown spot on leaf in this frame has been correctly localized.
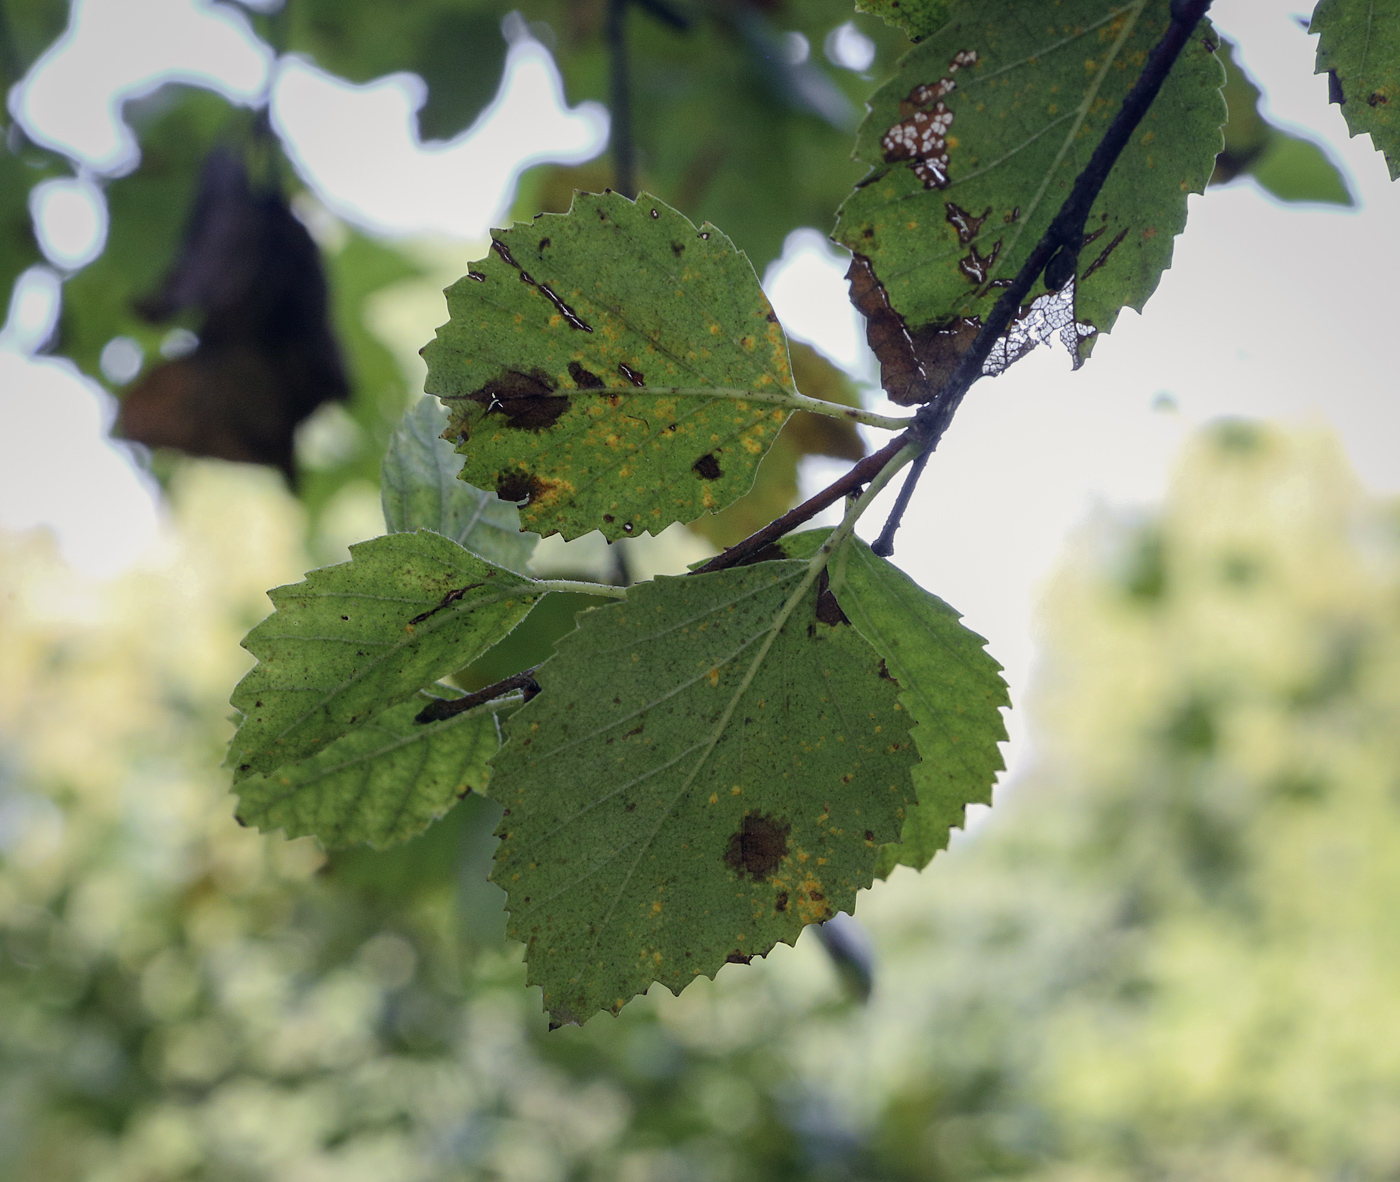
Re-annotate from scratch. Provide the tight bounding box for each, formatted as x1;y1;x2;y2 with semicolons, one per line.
877;659;899;684
568;361;604;389
1370;90;1389;106
407;581;484;626
911;316;983;392
467;368;569;430
692;453;722;480
496;470;546;505
723;812;791;881
537;237;550;252
671;240;685;257
775;891;789;912
618;362;645;386
864;830;875;842
944;202;990;245
726;950;753;965
847;253;929;406
958;238;1002;284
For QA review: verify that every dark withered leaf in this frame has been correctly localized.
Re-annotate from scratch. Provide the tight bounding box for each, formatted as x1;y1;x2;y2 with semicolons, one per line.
118;147;349;480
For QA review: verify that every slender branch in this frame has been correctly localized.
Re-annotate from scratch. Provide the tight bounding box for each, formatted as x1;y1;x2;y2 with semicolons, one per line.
693;432;910;574
871;446;930;557
607;0;636;199
415;669;540;724
872;0;1215;556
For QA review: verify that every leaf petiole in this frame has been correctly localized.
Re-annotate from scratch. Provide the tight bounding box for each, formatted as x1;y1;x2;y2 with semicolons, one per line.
567;385;913;431
530;579;630;599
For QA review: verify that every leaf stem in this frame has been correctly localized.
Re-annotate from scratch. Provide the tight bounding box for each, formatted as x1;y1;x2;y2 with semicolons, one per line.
873;0;1216;557
564;386;912;431
531;578;629;599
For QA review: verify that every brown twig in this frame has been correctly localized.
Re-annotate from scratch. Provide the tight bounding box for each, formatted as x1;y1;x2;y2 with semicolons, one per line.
414;669;540;724
692;432;911;574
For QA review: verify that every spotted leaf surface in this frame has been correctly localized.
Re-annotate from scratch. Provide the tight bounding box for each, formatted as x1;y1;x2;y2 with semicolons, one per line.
229;531;538;781
1313;0;1400;178
382;395;538;572
489;562;917;1026
234;692;499;849
422;191;797;542
834;0;1225;387
829;535;1010;876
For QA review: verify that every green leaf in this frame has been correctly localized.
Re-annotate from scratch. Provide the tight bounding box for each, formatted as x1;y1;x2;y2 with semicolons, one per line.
1210;35;1353;205
489;561;918;1027
422;191;798;542
829;535;1009;876
382;395;538;571
1312;0;1400;179
854;0;952;42
229;531;539;781
833;1;1226;370
0;0;69;95
1249;132;1354;205
687;341;866;550
233;690;500;849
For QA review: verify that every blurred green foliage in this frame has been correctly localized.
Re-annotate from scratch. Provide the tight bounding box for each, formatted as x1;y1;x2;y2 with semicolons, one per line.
3;421;1398;1178
1212;36;1353;205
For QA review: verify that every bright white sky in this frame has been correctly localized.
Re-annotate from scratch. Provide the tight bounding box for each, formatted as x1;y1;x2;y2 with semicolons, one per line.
1;0;1396;788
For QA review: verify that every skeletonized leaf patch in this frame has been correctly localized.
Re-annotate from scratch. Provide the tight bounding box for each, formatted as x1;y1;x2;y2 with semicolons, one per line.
835;0;1225;398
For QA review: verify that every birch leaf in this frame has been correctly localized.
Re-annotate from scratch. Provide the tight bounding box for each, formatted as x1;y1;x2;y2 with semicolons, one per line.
421;191;799;542
834;0;1225;395
382;395;538;571
234;691;500;849
489;562;917;1026
229;531;538;781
